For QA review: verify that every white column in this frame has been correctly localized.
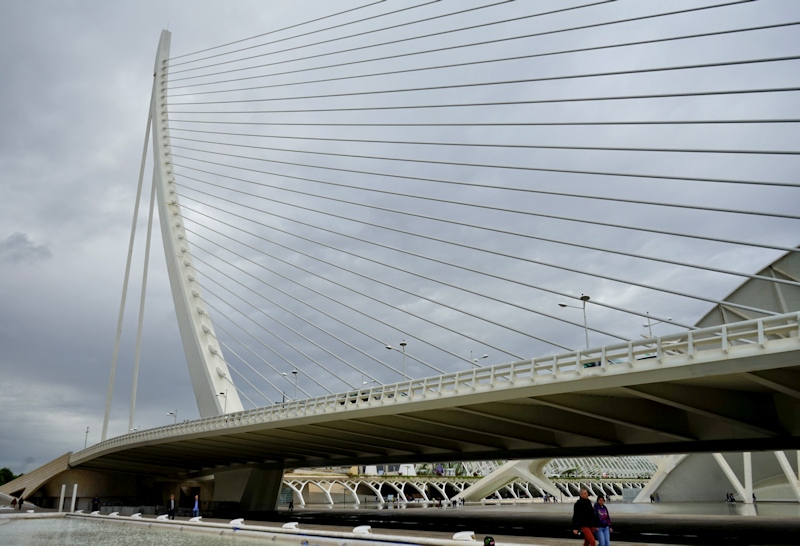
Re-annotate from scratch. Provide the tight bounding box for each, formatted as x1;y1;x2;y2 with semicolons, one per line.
743;452;753;504
713;453;746;501
633;454;687;503
101;103;153;441
774;451;800;502
58;484;66;513
128;175;157;431
70;484;78;512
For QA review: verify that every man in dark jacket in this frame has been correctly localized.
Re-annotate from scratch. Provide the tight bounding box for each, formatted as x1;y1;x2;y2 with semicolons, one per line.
572;488;597;546
167;494;176;520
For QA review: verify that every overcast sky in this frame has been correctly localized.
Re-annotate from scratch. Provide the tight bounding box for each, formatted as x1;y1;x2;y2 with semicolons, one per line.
1;0;798;475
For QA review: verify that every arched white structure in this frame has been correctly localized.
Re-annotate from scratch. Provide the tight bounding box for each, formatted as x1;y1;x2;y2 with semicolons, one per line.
151;30;242;417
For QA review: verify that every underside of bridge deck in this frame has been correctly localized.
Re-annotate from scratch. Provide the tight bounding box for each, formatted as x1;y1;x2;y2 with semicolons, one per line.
73;356;800;479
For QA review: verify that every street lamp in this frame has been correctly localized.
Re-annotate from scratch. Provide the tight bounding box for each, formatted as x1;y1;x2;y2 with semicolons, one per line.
643;312;672;338
216;391;228;413
385;340;408;381
470;351;488;367
283;371;299;399
558;294;591;349
167;410;178;424
281;372;289;400
84;426;89;449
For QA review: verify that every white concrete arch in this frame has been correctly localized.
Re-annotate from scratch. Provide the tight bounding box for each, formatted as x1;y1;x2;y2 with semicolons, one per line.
284;480;307;506
502;484;518;499
556;483;573;498
383;481;408;502
404;481;429;501
362;480;386;503
340;480;362;504
428;481;450;501
310;480;335;505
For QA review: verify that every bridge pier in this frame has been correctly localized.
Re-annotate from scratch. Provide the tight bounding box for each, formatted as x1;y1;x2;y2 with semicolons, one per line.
455;459;561;502
213;466;285;512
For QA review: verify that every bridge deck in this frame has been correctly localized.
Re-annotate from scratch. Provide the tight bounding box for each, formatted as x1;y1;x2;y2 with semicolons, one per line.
69;314;800;477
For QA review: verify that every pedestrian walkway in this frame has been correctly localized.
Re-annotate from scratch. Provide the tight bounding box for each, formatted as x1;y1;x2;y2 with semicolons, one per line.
4;502;799;545
274;505;800;545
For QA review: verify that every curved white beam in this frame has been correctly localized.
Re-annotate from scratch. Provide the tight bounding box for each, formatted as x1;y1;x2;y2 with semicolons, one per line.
150;30;242;417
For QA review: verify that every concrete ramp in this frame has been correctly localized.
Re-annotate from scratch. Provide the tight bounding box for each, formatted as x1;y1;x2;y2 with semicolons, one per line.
0;453;71;499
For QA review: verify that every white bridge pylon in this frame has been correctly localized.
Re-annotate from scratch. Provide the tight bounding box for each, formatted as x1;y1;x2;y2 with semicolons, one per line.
151;30;243;417
103;9;799;451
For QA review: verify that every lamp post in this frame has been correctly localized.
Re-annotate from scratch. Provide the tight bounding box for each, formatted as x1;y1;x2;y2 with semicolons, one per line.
216;391;228;413
281;371;298;400
167;410;178;424
558;294;591;349
470;351;488;367
84;426;89;449
643;312;672;338
385;340;408;381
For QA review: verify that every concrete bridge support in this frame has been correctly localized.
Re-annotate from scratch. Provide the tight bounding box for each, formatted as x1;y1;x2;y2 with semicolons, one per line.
213;466;285;512
455;459;561;502
635;451;800;503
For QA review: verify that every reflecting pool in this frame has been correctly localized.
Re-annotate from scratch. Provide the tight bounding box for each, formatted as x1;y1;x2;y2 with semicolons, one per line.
0;518;283;546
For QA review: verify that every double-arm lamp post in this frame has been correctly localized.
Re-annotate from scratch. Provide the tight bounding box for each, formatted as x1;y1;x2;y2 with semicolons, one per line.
558;294;591;349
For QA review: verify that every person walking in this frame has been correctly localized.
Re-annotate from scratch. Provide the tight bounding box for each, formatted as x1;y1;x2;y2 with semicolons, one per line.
594;495;612;546
572;488;597;546
17;497;24;511
167;494;176;519
192;494;200;517
10;498;16;509
288;499;294;512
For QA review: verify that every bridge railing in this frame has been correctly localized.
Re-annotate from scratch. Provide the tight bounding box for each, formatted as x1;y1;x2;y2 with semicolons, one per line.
74;312;798;462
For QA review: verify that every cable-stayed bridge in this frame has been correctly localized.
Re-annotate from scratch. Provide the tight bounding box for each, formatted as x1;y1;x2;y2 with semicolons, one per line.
3;0;799;510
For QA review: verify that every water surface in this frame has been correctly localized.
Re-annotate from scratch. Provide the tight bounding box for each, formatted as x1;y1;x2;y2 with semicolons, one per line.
0;518;275;546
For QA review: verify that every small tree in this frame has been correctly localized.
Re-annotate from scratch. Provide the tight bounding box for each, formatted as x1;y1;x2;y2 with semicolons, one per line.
0;467;20;486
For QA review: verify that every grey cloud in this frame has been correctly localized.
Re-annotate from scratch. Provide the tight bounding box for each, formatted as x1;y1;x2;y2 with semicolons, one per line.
0;232;52;263
1;0;798;471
